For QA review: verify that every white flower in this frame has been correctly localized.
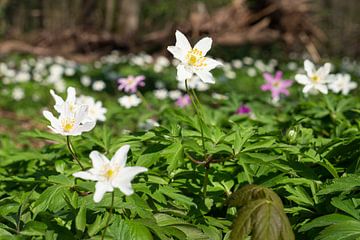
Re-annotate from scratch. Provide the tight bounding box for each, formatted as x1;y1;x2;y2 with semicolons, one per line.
77;95;107;122
65;67;75;76
118;94;142;109
167;30;222;84
168;90;182;100
243;57;254;65
54;79;66;93
138;119;160;130
80;76;92;87
212;92;228;101
295;60;332;95
154;89;168;100
92;80;106;91
328;73;357;95
232;59;243;69
15;71;31;83
247;68;257;77
154;56;169;73
12;87;25;101
43;102;96;136
224;70;236;79
73;145;147;202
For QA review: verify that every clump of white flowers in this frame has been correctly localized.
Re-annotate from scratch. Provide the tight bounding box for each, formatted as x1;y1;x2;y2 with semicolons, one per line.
295;60;357;96
43;86;107;136
43;87;96;136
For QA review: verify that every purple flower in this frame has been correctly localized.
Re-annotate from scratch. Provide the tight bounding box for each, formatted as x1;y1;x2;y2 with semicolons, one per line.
176;94;191;108
236;104;251;115
118;75;145;93
261;71;293;102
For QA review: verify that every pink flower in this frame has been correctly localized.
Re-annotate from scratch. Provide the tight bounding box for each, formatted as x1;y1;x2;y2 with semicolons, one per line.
261;71;293;102
176;94;191;108
118;75;145;93
236;104;251;115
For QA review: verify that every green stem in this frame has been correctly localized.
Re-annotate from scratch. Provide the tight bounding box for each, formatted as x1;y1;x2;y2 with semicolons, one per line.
66;136;85;170
203;164;209;198
136;91;151;111
101;191;115;240
185;80;207;154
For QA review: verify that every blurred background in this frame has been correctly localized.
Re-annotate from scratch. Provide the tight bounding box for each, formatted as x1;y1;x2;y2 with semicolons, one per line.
0;0;359;61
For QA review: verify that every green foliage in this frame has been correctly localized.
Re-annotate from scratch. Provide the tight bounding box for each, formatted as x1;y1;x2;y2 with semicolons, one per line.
0;53;360;240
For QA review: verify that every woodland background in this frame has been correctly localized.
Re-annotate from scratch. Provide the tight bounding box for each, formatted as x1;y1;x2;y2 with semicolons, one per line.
0;0;359;61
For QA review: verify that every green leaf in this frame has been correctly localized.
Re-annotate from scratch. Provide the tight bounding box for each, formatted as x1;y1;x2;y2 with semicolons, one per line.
21;221;47;236
161;140;184;173
32;185;69;216
234;128;254;155
108;217;153;240
315;220;360;240
318;175;360;195
300;214;356;232
75;202;87;232
242;139;275;152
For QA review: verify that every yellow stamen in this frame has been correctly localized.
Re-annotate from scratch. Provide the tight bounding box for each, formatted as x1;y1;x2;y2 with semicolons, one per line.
311;75;320;82
186;48;207;67
105;169;114;178
61;118;75;132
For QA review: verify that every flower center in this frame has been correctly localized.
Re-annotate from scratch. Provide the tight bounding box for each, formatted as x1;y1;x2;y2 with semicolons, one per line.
61;118;75;132
102;165;121;180
272;81;280;87
311;75;320;82
105;169;114;178
186;48;207;67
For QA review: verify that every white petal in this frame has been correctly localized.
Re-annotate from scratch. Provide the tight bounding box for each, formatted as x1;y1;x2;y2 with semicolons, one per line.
176;64;193;81
90;151;110;169
117;182;134;196
194;70;215;84
194;37;212;56
167;46;186;62
111;145;130;167
295;74;310;85
317;63;331;80
93;181;113;203
73;171;98;181
66;87;76;103
203;58;222;71
113;166;147;195
304;60;315;76
302;85;313;94
43;110;61;129
316;84;328;94
175;30;192;52
75;121;96;134
74;105;88;125
50;89;64;113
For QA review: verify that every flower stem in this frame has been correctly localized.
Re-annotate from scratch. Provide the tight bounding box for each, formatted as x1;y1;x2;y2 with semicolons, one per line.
185;80;207;154
136;91;151;111
66;136;84;170
203;164;209;198
101;191;115;240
